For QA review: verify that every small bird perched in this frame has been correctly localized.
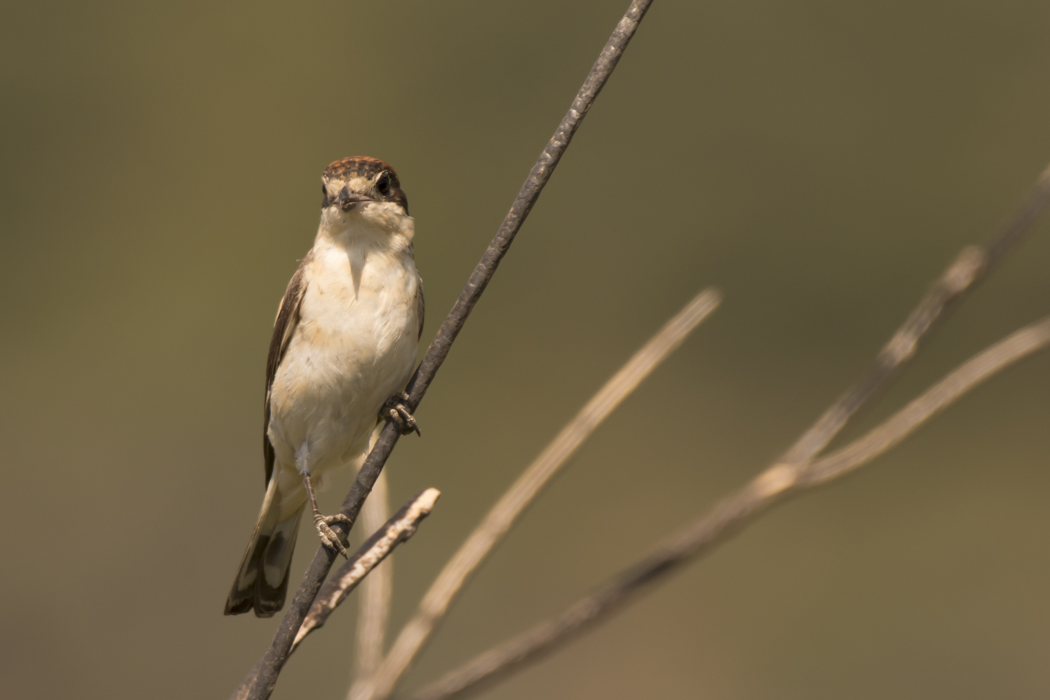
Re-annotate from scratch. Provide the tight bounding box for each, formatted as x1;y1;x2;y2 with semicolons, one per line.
225;156;423;617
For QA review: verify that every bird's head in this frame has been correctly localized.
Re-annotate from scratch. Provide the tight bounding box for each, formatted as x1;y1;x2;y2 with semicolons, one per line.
320;156;411;235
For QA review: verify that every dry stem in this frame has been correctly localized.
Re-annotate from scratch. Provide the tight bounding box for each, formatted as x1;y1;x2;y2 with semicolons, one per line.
353;469;393;697
357;288;720;700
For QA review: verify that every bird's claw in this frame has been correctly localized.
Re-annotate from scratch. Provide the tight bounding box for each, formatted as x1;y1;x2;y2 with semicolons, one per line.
313;512;351;558
382;391;420;436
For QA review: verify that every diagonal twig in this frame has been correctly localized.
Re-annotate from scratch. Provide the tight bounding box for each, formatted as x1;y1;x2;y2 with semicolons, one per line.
231;1;656;697
404;314;1050;700
801;315;1050;486
290;488;441;654
778;160;1050;468
356;288;721;700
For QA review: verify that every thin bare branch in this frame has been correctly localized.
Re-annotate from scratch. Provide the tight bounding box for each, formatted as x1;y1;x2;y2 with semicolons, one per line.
780;159;1050;467
357;288;721;700
230;1;655;697
403;315;1050;700
290;488;441;654
802;315;1050;485
353;469;394;697
778;246;985;466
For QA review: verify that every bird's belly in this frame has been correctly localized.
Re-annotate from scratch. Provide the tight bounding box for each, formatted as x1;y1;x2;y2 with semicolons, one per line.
267;256;419;479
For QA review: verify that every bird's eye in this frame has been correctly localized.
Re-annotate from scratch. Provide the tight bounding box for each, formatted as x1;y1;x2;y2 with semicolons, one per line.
376;173;392;196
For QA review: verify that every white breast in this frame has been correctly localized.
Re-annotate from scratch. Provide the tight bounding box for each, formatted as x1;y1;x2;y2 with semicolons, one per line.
267;226;420;480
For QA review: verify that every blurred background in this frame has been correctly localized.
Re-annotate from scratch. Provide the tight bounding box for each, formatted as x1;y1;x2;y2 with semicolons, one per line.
3;1;1050;698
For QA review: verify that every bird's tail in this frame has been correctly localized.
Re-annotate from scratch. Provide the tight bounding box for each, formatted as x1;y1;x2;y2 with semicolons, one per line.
224;477;305;617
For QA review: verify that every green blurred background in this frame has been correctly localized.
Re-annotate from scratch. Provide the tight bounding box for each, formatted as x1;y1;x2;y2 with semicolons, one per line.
2;1;1049;698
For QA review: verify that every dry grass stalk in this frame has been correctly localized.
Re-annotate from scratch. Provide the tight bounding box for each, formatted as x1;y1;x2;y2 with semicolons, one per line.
352;470;394;697
356;288;721;700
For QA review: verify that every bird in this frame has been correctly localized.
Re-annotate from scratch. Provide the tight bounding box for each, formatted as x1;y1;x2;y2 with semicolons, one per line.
225;156;424;617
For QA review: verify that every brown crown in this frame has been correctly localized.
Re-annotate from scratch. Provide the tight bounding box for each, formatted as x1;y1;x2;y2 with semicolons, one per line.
323;156;399;182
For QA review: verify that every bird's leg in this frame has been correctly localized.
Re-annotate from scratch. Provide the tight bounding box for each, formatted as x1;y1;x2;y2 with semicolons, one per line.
382;391;420;436
302;472;350;558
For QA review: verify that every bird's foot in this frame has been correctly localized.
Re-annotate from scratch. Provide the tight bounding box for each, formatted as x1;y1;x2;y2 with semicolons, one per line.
382;391;420;436
313;512;351;557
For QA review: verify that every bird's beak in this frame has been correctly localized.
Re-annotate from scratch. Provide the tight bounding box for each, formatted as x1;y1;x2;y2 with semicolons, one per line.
338;187;374;211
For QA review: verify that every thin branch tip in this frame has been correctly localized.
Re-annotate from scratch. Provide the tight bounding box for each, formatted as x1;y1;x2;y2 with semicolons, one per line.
291;488;441;654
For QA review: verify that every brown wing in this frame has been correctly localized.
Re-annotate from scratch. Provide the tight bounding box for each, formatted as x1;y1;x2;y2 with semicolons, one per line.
263;252;311;486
